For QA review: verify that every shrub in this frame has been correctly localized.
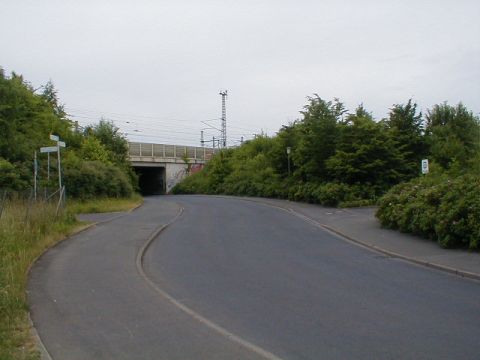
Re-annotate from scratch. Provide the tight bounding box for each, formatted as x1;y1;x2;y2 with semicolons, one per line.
0;158;24;190
376;173;480;249
64;160;133;199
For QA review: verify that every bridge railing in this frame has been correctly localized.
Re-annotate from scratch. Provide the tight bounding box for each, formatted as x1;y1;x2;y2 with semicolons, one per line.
128;142;217;162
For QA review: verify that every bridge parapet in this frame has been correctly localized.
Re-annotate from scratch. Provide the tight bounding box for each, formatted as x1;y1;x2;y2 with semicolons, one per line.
129;142;216;164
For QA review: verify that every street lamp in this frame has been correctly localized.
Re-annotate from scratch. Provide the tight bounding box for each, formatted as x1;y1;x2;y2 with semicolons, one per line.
286;147;291;176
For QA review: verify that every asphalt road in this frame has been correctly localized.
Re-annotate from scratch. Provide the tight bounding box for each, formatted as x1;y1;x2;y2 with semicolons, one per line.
29;196;480;359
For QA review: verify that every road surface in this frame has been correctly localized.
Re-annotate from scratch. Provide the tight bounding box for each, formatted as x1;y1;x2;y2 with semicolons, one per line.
28;196;480;359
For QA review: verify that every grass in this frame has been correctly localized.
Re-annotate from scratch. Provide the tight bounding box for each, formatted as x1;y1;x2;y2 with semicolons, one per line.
0;194;143;360
67;193;143;214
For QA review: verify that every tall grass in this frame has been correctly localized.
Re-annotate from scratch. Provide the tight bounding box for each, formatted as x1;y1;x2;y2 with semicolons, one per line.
0;194;142;360
67;193;143;214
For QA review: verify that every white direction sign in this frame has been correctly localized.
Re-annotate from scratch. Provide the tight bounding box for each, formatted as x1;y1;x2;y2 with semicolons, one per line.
40;146;58;153
421;159;429;174
58;141;66;148
50;134;59;141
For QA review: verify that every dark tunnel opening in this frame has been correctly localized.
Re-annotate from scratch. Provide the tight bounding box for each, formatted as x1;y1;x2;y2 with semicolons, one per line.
134;166;166;195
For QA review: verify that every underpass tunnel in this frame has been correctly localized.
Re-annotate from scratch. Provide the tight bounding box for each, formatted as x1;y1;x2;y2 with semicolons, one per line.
134;166;166;195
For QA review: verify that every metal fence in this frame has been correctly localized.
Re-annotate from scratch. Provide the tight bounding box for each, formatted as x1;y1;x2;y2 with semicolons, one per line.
128;142;216;161
0;186;66;223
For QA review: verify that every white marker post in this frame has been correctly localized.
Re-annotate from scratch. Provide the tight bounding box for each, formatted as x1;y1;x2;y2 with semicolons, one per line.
421;159;429;174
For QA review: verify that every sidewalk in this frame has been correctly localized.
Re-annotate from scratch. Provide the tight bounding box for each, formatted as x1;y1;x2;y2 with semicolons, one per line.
245;197;480;281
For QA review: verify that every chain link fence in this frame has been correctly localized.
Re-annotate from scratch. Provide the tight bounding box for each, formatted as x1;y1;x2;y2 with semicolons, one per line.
0;186;66;224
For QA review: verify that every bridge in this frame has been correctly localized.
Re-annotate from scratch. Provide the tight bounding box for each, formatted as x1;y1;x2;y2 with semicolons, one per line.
128;142;216;194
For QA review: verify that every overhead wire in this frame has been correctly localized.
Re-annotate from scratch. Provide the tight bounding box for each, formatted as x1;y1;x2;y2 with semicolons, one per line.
66;106;266;147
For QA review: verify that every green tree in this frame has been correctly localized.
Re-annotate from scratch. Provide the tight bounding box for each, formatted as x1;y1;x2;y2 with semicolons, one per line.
426;102;480;170
86;119;129;165
79;137;111;163
386;99;427;178
293;96;345;181
0;71;80;189
325;105;405;192
268;123;300;177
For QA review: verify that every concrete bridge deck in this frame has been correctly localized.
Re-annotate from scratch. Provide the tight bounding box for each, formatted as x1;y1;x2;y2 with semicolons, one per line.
128;142;216;194
129;142;215;165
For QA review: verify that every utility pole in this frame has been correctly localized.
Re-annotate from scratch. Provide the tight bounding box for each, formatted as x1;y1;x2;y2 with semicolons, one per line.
200;130;204;147
219;90;228;148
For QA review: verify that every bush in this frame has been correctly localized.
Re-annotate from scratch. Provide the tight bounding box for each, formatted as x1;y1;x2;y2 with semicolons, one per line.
0;158;24;190
376;173;480;249
64;160;133;199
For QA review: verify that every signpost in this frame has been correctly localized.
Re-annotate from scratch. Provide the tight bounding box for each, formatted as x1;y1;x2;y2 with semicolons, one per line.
40;146;57;185
40;146;57;153
39;135;66;194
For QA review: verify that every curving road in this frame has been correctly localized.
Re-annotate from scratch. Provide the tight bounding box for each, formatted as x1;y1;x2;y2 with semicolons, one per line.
29;196;480;359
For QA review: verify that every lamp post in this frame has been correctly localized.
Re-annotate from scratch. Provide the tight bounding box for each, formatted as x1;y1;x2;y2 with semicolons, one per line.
286;147;291;176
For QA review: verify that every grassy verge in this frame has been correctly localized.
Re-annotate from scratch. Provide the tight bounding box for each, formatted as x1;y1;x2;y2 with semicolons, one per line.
0;195;142;360
67;194;143;214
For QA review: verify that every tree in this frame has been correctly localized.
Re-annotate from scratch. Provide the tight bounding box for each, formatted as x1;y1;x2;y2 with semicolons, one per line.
385;99;427;178
425;102;480;170
325;105;405;192
41;80;66;118
84;119;129;165
268;123;300;177
293;96;346;181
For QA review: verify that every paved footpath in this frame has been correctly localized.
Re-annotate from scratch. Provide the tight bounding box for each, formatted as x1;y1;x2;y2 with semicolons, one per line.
242;197;480;280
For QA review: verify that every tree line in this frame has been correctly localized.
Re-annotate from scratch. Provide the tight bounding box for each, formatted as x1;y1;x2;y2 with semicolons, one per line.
0;69;136;198
175;95;479;204
174;96;479;248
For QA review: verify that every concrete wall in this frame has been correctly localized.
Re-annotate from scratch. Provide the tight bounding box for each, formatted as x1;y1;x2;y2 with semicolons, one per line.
132;162;205;194
165;163;190;193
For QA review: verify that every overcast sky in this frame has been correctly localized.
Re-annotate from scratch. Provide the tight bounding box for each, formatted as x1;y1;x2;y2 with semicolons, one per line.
2;0;479;146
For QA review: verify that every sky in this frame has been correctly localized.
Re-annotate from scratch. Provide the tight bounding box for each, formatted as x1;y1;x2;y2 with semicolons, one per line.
1;0;479;146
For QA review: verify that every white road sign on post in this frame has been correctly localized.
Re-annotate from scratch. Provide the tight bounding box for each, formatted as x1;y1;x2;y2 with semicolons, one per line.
50;134;59;141
40;146;58;153
421;159;429;174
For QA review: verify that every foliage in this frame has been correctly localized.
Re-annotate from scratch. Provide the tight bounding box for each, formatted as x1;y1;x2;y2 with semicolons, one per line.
175;96;479;249
385;99;428;178
0;69;137;197
293;96;345;181
64;159;134;199
325;109;406;192
426;102;479;170
79;137;111;163
376;173;480;249
174;97;437;205
83;119;130;165
0;158;25;190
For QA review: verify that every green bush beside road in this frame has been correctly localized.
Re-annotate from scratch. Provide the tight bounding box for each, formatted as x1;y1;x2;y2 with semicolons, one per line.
377;173;480;249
